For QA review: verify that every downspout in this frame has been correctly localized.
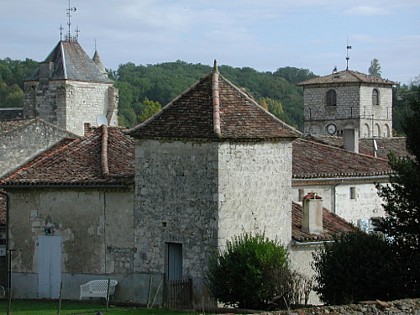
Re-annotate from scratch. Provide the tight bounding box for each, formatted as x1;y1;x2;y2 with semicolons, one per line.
332;184;339;214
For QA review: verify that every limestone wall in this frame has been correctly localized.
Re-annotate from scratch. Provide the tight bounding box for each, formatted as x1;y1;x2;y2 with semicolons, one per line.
24;80;118;136
217;141;293;246
0;120;74;177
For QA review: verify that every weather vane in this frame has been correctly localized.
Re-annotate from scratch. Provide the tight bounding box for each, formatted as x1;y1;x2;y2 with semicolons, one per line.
66;0;77;41
346;37;352;70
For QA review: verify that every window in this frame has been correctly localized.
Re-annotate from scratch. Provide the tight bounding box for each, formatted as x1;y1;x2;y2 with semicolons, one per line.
350;187;356;199
326;89;337;106
372;89;379;106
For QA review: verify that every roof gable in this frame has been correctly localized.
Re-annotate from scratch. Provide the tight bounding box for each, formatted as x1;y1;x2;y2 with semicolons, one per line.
128;62;300;140
0;126;134;187
297;70;395;87
26;41;112;83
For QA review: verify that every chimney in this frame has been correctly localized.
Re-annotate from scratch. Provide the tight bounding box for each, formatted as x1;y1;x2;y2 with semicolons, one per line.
343;128;359;153
84;122;92;135
302;193;323;234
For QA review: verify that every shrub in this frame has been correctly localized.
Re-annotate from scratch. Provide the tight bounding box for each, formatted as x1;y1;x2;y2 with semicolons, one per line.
206;232;292;310
312;231;403;305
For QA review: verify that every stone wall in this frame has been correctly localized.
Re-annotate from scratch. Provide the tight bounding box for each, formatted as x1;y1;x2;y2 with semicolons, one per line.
133;138;294;305
303;85;393;138
261;298;420;314
6;188;134;300
0;120;75;177
24;80;118;136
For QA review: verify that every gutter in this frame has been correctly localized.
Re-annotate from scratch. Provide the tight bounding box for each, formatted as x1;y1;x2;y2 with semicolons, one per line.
292;239;335;248
292;175;389;185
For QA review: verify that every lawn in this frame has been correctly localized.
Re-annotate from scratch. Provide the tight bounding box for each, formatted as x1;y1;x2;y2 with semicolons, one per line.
0;300;199;315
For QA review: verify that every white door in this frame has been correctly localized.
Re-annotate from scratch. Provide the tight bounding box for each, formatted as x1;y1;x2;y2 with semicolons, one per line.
37;235;62;298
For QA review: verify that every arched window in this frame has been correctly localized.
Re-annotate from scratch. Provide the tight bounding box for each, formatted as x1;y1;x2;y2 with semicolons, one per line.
372;89;379;106
326;89;337;106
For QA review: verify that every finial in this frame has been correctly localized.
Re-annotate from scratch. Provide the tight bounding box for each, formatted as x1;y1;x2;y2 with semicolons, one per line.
213;59;219;73
66;0;77;41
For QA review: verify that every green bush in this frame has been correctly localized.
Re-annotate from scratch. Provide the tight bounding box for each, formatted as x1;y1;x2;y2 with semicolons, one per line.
206;233;292;310
312;231;403;305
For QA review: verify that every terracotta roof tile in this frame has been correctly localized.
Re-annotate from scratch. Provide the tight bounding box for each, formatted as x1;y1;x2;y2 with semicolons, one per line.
0;119;35;135
292;202;356;243
128;63;300;140
293;138;391;179
297;70;395;86
0;126;134;187
305;135;410;160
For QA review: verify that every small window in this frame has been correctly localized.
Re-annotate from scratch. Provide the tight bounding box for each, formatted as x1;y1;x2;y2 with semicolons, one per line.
372;89;379;106
326;89;337;106
350;187;356;199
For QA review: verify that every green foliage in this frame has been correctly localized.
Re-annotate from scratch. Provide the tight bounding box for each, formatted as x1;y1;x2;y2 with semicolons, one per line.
139;98;161;122
312;231;403;305
377;85;420;297
368;58;382;78
207;232;291;310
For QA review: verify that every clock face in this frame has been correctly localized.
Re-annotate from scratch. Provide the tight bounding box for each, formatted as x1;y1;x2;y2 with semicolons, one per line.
326;123;337;135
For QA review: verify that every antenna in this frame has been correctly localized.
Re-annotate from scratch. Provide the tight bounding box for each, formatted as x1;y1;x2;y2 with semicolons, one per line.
59;25;64;41
66;0;77;41
346;37;352;70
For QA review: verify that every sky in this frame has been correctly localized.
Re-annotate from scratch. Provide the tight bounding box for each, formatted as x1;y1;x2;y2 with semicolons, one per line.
1;1;419;84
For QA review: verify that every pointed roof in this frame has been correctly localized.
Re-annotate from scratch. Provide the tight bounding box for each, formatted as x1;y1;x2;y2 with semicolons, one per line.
92;49;107;75
0;126;134;187
128;61;300;140
26;41;112;83
297;69;395;87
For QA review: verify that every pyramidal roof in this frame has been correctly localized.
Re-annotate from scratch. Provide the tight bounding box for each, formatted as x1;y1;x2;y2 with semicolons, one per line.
26;40;112;83
128;61;301;140
297;69;395;86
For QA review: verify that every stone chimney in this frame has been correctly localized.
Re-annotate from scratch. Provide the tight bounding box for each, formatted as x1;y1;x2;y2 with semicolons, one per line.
343;128;359;153
302;193;323;234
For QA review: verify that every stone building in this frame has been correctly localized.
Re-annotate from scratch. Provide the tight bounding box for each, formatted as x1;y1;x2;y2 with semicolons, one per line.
298;70;395;138
23;39;118;136
0;118;77;177
127;61;300;304
0;126;134;299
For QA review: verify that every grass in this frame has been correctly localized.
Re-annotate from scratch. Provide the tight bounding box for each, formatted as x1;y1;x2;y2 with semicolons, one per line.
0;299;199;315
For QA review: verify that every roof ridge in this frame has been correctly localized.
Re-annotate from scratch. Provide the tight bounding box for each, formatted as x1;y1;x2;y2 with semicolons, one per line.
101;125;109;176
212;60;221;136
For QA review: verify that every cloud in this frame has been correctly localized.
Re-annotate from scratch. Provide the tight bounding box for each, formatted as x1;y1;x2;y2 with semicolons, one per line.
344;5;391;16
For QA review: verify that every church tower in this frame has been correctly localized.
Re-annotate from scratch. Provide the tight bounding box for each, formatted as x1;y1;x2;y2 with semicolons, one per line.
23;6;118;136
298;69;395;138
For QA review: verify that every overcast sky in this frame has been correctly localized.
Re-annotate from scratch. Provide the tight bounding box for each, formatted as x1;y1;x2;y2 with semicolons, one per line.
1;1;419;84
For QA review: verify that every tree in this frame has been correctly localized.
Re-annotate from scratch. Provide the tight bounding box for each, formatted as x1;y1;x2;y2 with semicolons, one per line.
139;98;161;122
368;58;382;78
377;85;420;297
312;231;403;305
207;233;292;310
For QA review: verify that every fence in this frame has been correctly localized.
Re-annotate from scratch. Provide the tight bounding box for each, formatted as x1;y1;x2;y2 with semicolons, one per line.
166;277;193;309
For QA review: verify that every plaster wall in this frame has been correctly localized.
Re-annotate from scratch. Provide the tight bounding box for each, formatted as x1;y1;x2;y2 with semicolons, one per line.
7;189;133;275
292;182;385;224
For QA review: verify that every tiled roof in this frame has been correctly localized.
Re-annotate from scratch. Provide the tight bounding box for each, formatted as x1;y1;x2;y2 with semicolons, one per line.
297;70;395;86
0;191;6;225
26;40;113;83
292;138;391;179
128;62;301;140
0;119;34;135
292;202;356;243
0;126;134;187
305;135;410;160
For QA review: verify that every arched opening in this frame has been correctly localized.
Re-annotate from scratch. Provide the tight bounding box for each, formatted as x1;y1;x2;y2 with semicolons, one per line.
326;89;337;106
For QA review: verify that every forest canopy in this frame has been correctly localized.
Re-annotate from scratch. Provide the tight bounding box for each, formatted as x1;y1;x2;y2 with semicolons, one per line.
0;57;415;134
